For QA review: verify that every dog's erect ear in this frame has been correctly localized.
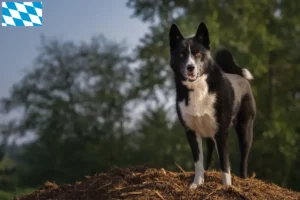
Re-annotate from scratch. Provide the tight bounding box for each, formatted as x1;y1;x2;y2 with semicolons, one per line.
169;24;183;49
195;22;210;49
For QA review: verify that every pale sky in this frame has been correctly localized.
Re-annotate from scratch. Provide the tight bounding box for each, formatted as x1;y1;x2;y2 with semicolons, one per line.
0;0;148;98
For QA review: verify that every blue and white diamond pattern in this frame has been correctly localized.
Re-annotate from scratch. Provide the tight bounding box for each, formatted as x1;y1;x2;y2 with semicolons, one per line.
2;2;42;27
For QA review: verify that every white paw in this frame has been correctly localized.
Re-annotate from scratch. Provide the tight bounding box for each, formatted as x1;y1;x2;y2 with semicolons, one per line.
189;183;199;190
189;178;204;190
221;172;232;186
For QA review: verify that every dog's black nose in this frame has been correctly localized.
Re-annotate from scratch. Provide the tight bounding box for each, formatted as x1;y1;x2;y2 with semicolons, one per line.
187;65;195;72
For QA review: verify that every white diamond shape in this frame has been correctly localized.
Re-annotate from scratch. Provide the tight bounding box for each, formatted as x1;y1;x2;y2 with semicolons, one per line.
3;15;16;26
15;2;27;13
29;14;41;24
23;20;33;26
9;9;22;19
23;2;33;7
35;7;42;17
2;2;8;8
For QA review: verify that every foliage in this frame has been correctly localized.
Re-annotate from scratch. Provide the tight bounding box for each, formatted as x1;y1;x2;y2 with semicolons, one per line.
0;35;138;187
127;0;300;190
0;188;34;200
0;0;299;194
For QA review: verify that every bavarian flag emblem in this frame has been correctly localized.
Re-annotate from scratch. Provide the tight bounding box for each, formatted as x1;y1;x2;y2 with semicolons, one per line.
2;2;42;26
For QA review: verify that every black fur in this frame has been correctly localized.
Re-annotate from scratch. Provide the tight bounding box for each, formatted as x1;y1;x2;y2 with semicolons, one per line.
215;48;248;79
169;22;256;186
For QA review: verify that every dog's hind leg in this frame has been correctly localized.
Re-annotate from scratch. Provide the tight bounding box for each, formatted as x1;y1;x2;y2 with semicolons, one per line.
235;118;254;178
205;139;215;170
215;130;232;186
235;95;255;178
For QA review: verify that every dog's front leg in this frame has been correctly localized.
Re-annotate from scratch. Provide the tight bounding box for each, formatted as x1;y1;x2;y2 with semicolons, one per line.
215;130;232;186
186;130;204;189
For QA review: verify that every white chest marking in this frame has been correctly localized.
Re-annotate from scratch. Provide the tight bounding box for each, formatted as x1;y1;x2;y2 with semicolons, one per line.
179;75;217;138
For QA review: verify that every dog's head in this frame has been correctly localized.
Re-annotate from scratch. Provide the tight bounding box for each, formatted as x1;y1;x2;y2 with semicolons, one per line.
169;22;212;82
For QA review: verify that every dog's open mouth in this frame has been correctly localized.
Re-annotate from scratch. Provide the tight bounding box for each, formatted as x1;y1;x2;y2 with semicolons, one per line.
186;73;198;82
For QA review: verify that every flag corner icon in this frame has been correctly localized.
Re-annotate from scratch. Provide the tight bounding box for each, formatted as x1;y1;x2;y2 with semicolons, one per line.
1;2;43;27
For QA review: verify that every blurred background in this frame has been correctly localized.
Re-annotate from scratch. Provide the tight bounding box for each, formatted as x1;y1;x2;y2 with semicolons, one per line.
0;0;299;198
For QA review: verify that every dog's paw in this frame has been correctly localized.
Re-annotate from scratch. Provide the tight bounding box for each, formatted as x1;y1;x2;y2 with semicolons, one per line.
189;183;199;190
189;179;204;190
221;172;232;186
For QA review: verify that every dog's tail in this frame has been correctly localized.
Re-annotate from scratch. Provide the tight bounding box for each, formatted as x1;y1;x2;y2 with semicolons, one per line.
215;48;253;80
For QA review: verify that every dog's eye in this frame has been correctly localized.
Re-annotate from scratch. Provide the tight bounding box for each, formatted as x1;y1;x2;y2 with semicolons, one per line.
180;52;185;57
195;52;202;57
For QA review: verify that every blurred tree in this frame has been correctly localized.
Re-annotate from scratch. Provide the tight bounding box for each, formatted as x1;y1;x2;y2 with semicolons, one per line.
0;35;137;187
0;0;299;193
0;137;18;195
127;0;300;190
130;105;191;169
0;154;16;191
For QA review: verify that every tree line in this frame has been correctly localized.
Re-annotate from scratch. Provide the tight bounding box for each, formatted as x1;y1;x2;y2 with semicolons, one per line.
0;1;299;198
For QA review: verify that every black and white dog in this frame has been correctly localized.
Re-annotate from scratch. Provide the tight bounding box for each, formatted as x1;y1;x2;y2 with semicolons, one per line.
169;22;256;189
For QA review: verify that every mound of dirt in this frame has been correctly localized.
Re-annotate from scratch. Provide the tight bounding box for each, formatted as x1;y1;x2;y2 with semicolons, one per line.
16;166;300;200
